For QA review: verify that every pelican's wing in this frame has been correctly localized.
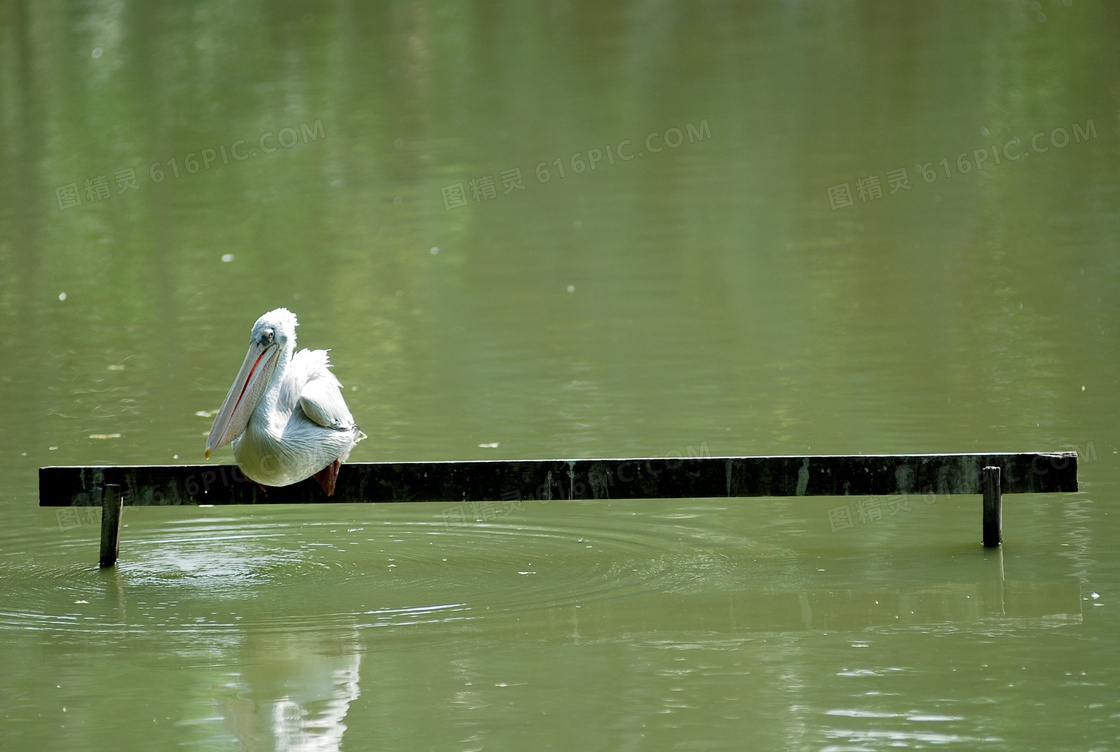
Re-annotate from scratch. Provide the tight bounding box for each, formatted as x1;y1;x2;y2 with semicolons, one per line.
292;349;355;430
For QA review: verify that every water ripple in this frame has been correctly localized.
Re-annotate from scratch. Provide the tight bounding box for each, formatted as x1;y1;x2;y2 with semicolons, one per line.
0;501;779;639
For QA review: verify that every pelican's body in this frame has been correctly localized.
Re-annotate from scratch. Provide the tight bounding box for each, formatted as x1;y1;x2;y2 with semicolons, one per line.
205;308;364;494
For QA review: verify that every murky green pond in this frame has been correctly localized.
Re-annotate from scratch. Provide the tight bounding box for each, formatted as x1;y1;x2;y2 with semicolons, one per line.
2;2;1119;750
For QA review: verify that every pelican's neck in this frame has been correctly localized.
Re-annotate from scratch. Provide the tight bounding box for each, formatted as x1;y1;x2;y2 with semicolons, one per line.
250;342;295;437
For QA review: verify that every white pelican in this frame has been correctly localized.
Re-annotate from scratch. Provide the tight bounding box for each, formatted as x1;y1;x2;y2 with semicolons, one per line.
204;308;365;495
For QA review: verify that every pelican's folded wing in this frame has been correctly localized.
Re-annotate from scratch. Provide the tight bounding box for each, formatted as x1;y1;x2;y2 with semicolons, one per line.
291;349;355;430
299;377;354;429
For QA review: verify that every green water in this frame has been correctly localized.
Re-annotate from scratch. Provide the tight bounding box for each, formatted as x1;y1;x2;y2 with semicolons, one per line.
2;2;1119;750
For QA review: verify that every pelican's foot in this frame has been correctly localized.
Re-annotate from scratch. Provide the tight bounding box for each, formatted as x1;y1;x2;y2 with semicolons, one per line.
313;459;341;496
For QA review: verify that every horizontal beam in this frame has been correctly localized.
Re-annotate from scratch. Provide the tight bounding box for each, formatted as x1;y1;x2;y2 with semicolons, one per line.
39;452;1078;507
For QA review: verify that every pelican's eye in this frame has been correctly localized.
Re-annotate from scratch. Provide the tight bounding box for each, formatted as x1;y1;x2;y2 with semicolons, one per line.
261;328;275;345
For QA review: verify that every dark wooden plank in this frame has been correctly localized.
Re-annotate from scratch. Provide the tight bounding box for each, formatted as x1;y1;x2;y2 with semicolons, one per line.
982;466;1002;548
98;484;123;568
39;452;1079;507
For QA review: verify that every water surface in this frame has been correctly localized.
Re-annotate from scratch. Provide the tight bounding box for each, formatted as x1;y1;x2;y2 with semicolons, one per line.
1;2;1118;750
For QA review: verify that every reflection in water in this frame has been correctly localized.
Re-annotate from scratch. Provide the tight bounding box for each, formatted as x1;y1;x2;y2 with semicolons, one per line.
214;629;361;752
0;498;1099;751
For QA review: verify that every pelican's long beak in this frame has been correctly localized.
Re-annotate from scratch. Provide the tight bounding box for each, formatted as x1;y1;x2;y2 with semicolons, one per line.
205;340;280;458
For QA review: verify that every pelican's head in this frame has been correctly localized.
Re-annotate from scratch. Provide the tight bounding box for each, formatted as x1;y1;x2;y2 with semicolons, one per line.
250;307;298;352
204;308;299;458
